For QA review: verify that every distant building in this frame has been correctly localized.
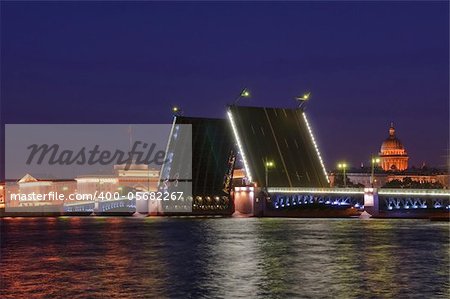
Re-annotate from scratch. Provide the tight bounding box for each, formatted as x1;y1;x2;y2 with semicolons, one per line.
75;164;159;196
0;183;5;209
3;164;160;208
329;170;448;189
329;122;448;188
7;174;76;208
379;123;408;171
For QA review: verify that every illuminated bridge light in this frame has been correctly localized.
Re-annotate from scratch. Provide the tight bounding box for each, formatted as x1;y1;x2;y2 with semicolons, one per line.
379;189;450;197
302;112;329;184
227;110;253;182
267;187;364;194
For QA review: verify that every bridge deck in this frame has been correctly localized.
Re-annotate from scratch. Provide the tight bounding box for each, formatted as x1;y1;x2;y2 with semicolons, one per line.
228;106;329;188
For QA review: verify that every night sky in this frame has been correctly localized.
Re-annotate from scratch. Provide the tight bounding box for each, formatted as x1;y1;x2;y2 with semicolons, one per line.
1;1;449;174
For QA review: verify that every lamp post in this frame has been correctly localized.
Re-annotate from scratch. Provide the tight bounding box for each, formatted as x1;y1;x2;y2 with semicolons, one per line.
370;157;380;187
295;92;311;109
171;105;183;116
337;163;347;188
233;88;251;105
265;160;275;188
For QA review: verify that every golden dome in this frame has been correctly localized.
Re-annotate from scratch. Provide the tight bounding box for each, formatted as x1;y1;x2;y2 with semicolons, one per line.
379;123;408;171
380;123;404;152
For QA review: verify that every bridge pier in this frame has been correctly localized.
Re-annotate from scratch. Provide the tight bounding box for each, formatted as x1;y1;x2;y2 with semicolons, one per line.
233;187;256;216
363;188;379;217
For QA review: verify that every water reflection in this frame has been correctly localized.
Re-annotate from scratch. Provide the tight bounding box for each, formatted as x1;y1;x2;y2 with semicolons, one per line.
1;218;448;298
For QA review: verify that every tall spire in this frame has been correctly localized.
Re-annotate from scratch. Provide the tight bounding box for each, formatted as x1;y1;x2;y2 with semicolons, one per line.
389;122;395;137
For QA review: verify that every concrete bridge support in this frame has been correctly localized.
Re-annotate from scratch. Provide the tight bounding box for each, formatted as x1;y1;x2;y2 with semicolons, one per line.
233;187;256;216
363;188;379;217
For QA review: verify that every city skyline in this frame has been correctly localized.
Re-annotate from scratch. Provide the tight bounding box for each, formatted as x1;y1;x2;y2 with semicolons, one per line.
1;3;449;298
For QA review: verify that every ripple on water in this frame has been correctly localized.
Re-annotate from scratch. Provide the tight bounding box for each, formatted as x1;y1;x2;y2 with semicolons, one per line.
1;217;448;298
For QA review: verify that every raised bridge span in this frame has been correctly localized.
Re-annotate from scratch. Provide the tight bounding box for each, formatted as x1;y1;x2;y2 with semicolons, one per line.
54;105;450;218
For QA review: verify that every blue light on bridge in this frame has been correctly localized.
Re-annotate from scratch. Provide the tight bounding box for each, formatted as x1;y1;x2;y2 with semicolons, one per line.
270;193;364;210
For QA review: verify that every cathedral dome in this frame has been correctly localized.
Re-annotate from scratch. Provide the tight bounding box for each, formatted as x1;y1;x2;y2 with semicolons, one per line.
381;137;404;152
379;123;408;171
380;124;404;152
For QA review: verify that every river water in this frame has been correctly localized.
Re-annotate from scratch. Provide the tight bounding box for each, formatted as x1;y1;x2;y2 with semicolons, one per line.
1;217;448;298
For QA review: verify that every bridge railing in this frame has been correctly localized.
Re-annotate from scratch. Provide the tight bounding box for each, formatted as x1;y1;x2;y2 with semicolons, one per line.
266;187;450;212
267;187;364;194
378;188;450;197
267;187;365;210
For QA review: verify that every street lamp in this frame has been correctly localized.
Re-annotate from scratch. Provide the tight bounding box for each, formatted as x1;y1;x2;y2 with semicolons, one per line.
295;91;311;109
370;157;380;187
337;162;348;188
233;88;251;105
265;160;275;187
171;105;183;116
